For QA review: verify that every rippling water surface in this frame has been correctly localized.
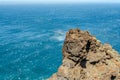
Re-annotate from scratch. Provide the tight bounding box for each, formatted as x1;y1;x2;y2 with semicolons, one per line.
0;4;120;80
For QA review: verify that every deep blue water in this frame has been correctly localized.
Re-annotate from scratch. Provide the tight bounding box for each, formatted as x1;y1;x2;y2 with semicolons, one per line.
0;4;120;80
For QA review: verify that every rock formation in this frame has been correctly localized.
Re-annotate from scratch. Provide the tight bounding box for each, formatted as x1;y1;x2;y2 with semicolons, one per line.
49;29;120;80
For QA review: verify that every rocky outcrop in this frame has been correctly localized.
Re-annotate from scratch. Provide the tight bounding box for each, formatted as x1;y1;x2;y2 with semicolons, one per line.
49;29;120;80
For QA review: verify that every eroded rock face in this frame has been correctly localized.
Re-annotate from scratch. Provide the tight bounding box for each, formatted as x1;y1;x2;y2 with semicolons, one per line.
49;29;120;80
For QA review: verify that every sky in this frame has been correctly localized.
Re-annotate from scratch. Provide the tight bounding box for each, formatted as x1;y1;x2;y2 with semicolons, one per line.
0;0;120;4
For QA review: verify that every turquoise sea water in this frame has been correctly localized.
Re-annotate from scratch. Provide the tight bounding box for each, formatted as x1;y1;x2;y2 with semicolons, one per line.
0;4;120;80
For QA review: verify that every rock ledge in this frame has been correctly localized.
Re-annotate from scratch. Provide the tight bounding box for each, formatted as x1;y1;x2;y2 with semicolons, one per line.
49;29;120;80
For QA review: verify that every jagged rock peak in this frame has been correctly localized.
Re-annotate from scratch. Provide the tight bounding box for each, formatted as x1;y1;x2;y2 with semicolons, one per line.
49;28;120;80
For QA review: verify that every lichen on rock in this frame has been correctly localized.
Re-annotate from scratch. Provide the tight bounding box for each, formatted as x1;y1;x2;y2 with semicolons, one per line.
49;28;120;80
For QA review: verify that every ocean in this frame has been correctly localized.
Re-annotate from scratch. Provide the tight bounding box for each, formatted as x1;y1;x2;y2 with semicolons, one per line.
0;4;120;80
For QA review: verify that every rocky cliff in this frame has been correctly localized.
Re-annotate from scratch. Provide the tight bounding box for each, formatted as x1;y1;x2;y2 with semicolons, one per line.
49;29;120;80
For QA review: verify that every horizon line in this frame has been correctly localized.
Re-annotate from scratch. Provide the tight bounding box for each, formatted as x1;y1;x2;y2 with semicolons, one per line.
1;1;120;5
1;3;120;5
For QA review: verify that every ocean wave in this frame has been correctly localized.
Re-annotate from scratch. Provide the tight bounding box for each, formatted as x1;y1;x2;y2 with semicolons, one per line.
50;29;66;41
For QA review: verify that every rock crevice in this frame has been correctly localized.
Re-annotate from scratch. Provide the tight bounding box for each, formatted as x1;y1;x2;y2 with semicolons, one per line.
49;29;120;80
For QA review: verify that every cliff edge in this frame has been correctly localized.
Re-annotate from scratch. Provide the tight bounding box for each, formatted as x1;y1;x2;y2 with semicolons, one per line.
49;29;120;80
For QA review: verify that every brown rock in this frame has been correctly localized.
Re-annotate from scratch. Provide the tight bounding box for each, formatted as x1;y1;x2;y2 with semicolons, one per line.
49;28;120;80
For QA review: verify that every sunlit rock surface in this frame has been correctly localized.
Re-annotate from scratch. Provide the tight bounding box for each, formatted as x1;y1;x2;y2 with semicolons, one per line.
49;29;120;80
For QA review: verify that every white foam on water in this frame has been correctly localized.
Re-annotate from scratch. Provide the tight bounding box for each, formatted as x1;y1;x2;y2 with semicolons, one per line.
50;29;66;41
44;45;53;49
